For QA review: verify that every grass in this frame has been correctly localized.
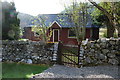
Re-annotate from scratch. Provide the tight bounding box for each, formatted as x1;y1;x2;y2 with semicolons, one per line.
99;28;118;38
99;28;107;38
2;62;50;78
62;55;78;64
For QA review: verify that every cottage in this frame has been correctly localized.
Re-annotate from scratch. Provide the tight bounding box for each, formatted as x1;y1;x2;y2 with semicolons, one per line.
23;14;100;45
23;25;42;41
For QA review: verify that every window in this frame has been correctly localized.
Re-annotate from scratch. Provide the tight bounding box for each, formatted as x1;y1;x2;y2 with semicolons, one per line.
68;29;76;38
34;32;40;37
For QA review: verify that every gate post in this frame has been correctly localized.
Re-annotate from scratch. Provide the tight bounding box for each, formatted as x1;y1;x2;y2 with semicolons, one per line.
78;44;80;68
57;41;62;65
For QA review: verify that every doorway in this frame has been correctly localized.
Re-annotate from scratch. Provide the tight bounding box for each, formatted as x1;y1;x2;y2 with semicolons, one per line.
53;29;59;42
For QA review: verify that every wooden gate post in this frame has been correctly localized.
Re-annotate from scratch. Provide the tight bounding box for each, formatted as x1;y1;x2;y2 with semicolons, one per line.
78;44;80;68
57;41;62;65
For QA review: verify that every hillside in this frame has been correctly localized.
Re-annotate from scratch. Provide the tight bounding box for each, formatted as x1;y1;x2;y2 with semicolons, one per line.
17;13;34;28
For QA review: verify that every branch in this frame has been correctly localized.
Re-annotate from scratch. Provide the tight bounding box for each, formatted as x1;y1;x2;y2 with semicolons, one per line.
88;0;114;20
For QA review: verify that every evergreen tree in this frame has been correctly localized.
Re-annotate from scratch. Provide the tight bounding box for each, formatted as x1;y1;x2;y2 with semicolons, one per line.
2;1;20;40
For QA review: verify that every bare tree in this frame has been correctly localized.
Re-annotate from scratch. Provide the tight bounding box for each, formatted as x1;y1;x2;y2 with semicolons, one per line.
62;1;88;67
32;15;48;42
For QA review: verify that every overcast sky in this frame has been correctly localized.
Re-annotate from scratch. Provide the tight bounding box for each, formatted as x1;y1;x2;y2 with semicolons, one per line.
14;0;65;16
2;0;119;16
2;0;91;16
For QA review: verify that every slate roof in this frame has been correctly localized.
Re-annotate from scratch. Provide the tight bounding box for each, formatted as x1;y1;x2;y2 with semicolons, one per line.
32;14;99;28
39;14;99;28
36;14;73;28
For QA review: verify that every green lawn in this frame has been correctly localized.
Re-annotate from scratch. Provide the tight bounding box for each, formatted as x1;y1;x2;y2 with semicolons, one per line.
2;62;49;78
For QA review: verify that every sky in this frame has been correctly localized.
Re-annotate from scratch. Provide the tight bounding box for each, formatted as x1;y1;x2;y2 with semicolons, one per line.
2;0;89;16
14;0;65;16
2;0;119;16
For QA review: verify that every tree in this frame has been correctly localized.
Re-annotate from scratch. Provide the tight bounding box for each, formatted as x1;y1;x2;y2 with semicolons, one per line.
88;0;120;37
63;1;88;45
91;2;115;37
2;1;20;40
32;15;48;42
61;1;88;67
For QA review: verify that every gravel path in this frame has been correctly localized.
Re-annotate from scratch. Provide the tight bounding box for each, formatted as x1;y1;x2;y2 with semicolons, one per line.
32;65;119;78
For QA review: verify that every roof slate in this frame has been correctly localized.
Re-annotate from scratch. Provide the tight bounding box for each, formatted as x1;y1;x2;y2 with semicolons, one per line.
32;14;100;28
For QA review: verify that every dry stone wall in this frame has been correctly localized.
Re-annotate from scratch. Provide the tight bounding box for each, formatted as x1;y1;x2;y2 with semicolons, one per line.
1;38;120;66
2;41;55;64
81;38;120;66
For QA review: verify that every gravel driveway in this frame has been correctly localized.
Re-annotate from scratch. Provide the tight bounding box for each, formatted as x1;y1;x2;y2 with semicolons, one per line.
32;65;119;78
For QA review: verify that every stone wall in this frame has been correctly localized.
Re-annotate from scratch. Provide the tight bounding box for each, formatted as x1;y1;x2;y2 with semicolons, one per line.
2;41;56;64
2;38;120;66
81;38;120;66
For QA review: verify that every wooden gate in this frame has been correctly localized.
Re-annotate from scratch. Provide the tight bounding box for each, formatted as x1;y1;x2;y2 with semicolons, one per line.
57;42;81;67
